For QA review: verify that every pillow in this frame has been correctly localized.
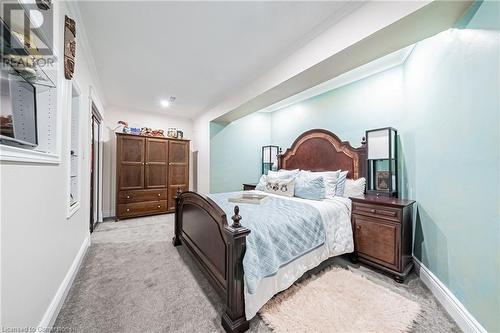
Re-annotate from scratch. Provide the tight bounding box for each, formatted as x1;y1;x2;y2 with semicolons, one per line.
342;177;366;198
255;174;267;191
264;177;295;197
269;169;299;179
305;170;340;199
294;173;325;200
335;170;349;196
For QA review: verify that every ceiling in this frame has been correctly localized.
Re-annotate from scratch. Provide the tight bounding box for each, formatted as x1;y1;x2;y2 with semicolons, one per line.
77;1;362;118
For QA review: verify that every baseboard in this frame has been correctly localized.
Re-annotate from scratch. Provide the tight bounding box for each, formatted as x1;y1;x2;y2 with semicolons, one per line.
102;210;113;219
38;236;90;329
413;257;487;333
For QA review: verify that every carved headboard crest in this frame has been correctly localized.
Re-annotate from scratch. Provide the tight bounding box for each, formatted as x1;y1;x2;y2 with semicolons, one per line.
279;129;367;179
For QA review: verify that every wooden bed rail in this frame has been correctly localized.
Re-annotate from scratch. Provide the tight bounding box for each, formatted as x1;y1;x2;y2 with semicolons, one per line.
173;188;251;333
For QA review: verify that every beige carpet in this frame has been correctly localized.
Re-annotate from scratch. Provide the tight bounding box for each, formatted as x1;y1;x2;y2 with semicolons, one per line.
260;267;421;333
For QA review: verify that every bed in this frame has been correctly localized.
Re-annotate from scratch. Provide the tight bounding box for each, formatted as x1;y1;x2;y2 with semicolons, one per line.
172;129;367;332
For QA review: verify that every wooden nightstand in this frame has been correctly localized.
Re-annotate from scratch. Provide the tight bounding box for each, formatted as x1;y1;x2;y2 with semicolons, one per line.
242;183;257;191
350;195;415;283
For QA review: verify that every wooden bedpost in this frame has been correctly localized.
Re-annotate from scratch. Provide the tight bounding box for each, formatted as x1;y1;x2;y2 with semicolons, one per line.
172;187;183;246
222;206;250;333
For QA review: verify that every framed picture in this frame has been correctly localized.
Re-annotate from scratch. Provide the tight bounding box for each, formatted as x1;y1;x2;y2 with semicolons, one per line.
376;171;390;191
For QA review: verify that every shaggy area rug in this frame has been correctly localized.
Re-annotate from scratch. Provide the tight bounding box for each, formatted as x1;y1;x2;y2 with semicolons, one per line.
260;267;421;333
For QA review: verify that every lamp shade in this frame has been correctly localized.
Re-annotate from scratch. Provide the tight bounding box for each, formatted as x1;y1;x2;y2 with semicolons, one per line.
367;129;389;160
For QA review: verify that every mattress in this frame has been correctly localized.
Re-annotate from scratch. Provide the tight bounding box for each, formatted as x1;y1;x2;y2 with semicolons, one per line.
243;190;354;319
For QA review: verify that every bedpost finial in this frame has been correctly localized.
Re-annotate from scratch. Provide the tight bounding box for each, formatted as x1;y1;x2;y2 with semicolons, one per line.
361;136;367;146
231;206;242;228
176;187;182;199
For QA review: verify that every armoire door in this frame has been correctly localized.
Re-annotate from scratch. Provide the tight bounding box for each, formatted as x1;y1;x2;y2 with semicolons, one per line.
118;135;145;190
145;138;168;189
167;140;189;210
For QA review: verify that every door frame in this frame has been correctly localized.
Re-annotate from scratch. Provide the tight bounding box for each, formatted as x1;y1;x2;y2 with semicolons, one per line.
89;86;104;232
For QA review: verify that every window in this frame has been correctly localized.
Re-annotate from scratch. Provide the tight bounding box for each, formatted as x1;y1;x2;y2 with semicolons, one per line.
0;69;60;163
67;82;81;218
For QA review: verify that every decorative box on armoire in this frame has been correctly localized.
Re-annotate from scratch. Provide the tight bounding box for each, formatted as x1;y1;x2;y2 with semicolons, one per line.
115;133;189;220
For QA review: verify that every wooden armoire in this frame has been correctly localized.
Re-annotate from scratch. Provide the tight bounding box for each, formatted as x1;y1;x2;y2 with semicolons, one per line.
115;133;189;219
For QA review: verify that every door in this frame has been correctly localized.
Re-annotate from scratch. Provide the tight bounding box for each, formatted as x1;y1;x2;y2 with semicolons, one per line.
353;215;400;270
167;140;189;210
145;138;168;189
117;135;145;190
90;112;102;233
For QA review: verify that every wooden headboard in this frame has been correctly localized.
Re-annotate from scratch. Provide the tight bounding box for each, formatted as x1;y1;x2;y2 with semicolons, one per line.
279;129;367;179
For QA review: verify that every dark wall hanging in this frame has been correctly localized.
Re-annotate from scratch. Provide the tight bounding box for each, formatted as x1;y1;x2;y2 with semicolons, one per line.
64;15;76;80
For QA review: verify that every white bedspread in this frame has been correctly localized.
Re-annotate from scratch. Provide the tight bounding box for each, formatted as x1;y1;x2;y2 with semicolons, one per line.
244;191;353;319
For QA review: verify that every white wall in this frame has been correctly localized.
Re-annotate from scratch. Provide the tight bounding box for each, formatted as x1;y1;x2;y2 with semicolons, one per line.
193;1;429;193
102;106;193;217
0;1;105;328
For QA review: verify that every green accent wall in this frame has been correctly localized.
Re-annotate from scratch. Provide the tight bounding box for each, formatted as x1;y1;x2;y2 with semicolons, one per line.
209;2;499;330
210;112;271;193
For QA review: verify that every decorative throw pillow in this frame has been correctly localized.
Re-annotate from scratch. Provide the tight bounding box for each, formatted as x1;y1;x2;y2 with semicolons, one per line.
342;177;366;198
294;173;325;200
255;174;267;191
335;170;349;196
269;169;299;179
264;177;295;197
305;170;340;199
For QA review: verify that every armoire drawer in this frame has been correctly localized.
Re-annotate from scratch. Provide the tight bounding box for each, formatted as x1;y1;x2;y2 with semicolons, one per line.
118;189;167;204
117;200;168;218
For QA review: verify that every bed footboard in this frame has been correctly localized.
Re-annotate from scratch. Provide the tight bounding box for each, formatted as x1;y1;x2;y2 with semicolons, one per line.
173;189;250;333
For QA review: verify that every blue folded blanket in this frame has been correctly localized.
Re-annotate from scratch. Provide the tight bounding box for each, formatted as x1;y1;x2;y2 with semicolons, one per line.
208;192;325;294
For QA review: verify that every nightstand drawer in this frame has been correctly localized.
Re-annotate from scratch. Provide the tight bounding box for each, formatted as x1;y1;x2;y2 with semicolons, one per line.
352;202;401;222
353;215;400;270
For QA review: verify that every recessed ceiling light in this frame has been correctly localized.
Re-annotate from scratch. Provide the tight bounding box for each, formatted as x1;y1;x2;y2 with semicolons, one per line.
160;96;176;108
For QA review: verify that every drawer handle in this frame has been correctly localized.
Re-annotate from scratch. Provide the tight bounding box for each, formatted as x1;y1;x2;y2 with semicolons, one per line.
157;205;161;209
158;193;161;197
126;195;130;199
370;209;376;213
126;208;130;212
356;225;361;230
168;162;172;165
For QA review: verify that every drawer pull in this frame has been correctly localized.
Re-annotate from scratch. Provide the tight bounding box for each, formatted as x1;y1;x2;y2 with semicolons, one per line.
370;209;376;213
356;225;361;230
127;195;130;199
157;205;161;209
158;193;161;197
126;208;130;212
